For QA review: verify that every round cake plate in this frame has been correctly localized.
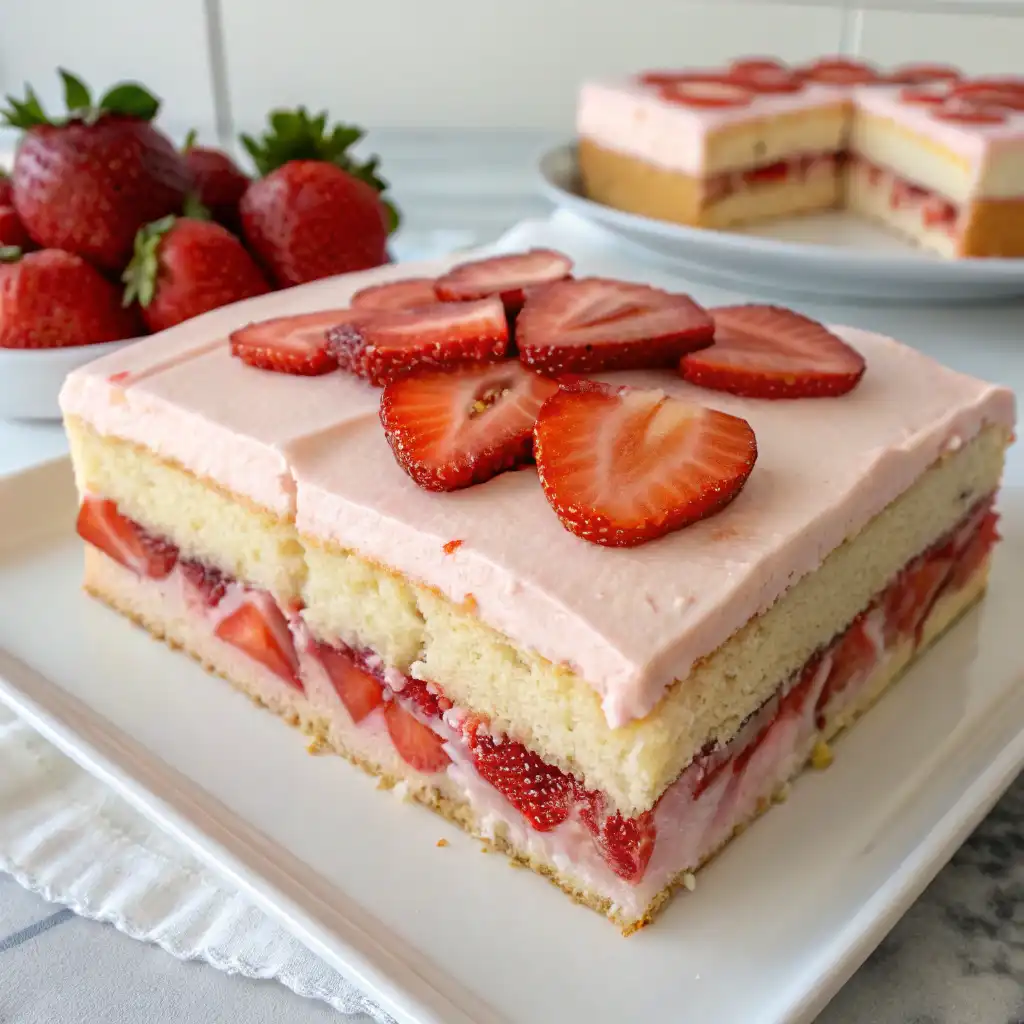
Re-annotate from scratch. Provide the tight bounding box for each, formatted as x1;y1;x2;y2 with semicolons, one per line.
537;144;1024;304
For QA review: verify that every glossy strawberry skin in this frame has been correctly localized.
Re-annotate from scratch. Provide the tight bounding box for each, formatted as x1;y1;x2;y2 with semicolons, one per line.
0;205;32;249
240;160;388;288
0;249;141;349
12;117;192;271
184;145;249;231
134;218;270;333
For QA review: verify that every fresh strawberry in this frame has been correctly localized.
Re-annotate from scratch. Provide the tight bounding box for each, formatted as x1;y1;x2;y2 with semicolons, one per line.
0;248;141;349
516;278;713;374
238;108;399;287
1;71;192;271
680;305;866;399
182;131;249;231
379;362;559;491
798;58;879;85
383;702;450;773
328;296;508;386
180;559;230;607
241;160;388;287
230;309;353;375
659;78;752;109
215;594;301;688
0;171;11;206
578;795;657;883
351;277;439;312
0;205;31;248
434;249;573;314
76;498;178;578
123;215;270;333
311;642;384;723
467;726;574;832
395;678;451;719
534;382;758;548
889;63;961;85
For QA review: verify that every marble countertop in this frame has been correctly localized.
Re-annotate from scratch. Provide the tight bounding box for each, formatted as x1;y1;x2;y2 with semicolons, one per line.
1;173;1023;1022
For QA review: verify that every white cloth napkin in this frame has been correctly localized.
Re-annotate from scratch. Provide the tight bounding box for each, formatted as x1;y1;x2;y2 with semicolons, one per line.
0;212;744;1019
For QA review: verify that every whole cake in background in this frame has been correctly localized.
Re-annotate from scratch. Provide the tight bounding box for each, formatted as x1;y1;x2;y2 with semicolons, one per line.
60;246;1016;932
576;57;1024;258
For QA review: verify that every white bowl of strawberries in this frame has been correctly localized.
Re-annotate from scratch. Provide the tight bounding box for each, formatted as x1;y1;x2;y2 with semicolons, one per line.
0;71;400;421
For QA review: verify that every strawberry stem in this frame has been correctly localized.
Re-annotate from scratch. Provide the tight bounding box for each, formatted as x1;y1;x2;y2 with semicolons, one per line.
1;71;160;130
122;216;177;309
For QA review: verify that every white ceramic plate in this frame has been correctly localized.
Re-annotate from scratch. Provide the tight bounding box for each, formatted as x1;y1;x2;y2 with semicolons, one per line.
537;144;1024;303
2;458;1024;1024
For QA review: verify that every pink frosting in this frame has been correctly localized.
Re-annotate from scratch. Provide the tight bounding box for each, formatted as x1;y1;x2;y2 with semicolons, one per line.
60;268;1015;730
577;76;1024;182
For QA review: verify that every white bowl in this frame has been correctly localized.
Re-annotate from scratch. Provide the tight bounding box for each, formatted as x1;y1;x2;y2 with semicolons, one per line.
0;337;139;421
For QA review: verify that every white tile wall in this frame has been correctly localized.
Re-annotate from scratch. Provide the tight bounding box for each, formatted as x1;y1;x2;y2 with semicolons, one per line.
219;0;847;131
0;0;217;147
1;1;1022;143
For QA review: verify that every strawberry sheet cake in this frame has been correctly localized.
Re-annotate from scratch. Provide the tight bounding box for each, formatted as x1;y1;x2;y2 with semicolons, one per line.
577;58;1024;257
59;248;1015;932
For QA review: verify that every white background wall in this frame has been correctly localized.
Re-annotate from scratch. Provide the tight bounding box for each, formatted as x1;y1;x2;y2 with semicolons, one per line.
2;0;1024;141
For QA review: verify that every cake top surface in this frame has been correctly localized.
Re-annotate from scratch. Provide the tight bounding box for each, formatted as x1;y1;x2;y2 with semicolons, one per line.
59;257;1016;727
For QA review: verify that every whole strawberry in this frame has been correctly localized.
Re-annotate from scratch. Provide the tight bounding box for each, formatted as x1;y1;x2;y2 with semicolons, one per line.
238;108;399;287
123;215;270;333
0;206;31;249
2;70;192;271
0;248;141;349
182;130;249;232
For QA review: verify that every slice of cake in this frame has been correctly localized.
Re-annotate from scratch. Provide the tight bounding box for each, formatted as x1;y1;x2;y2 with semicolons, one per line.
59;250;1015;933
577;58;1024;257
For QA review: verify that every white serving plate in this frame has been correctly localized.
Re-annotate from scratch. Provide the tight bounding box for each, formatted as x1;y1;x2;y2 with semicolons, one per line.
2;457;1024;1024
537;144;1024;303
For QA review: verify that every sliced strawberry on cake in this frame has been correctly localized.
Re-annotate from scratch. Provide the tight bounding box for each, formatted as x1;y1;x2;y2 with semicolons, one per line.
230;310;354;376
351;277;440;312
380;361;559;491
534;381;758;547
434;249;573;314
329;296;508;386
680;305;866;399
215;592;302;689
516;278;714;374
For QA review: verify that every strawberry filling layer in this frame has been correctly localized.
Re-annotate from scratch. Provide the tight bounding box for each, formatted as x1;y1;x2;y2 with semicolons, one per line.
851;154;961;234
77;495;999;910
703;152;841;206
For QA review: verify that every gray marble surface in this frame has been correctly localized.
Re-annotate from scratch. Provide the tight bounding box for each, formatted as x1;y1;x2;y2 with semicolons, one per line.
1;133;1023;1023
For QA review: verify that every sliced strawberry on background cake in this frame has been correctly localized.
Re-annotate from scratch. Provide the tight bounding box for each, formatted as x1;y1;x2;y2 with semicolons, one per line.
230;309;355;376
351;277;440;312
516;277;714;374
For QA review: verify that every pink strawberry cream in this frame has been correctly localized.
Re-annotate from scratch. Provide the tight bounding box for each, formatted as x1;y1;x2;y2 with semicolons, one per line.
59;265;1015;729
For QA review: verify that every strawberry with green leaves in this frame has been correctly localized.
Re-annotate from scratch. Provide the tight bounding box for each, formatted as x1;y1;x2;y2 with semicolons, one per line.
123;215;270;334
182;131;250;233
1;70;192;271
238;108;398;287
0;247;141;349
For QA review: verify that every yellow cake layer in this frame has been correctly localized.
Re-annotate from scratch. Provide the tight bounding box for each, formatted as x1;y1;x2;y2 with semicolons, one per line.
65;416;1009;815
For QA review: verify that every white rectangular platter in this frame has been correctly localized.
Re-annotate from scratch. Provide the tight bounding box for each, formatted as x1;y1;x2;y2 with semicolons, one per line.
1;457;1022;1024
